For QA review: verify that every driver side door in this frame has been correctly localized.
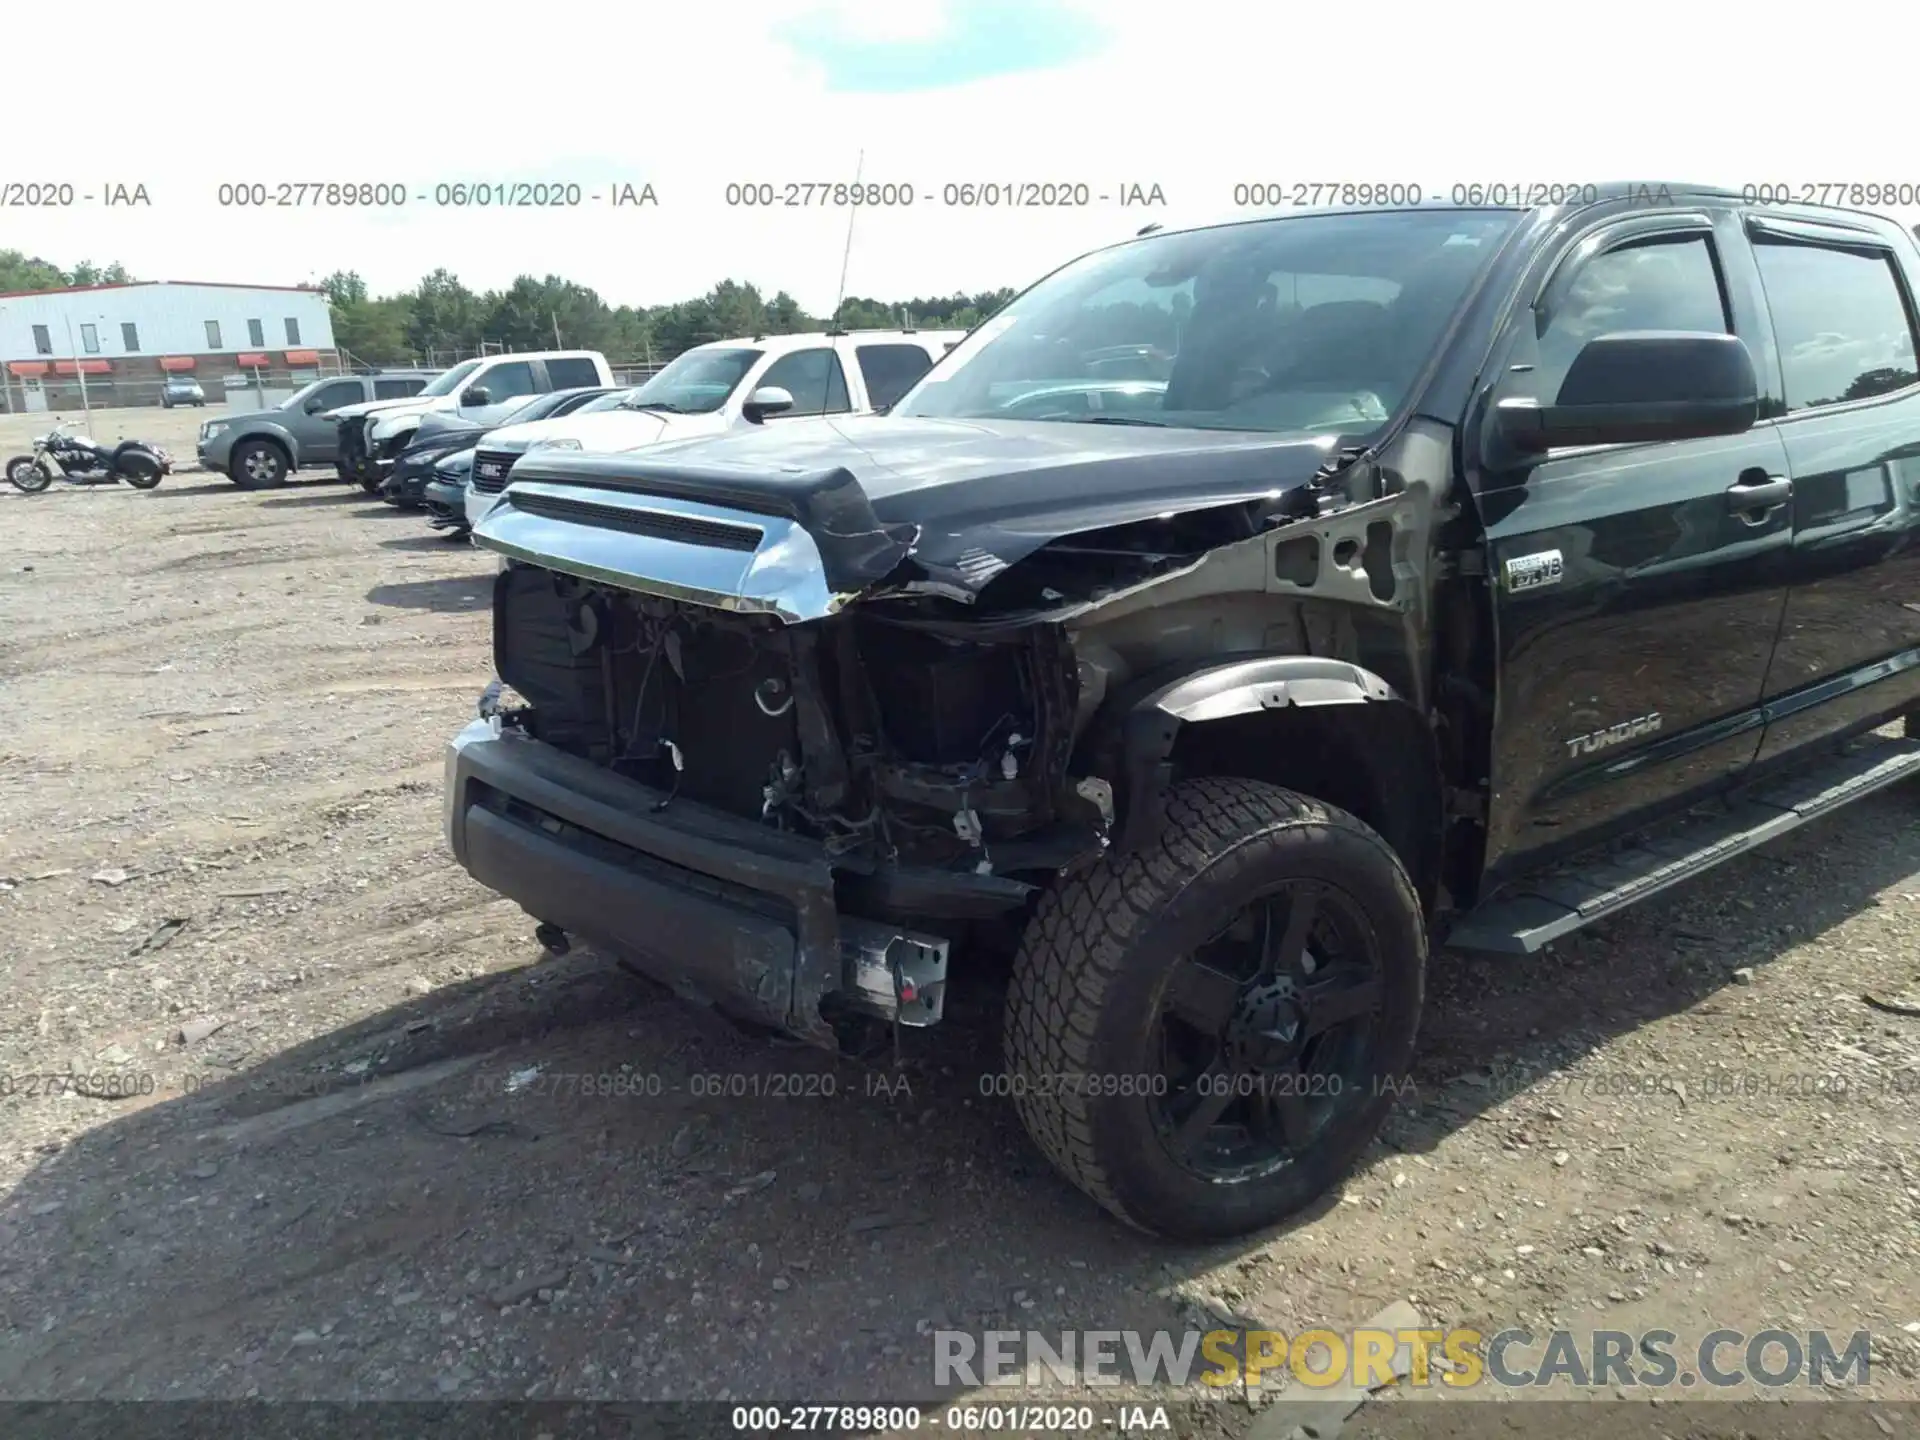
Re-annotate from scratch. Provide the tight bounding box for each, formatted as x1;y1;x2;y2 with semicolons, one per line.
1475;209;1795;885
753;347;853;422
293;377;368;459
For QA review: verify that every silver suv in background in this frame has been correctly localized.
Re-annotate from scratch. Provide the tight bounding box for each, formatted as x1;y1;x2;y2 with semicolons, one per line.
200;370;439;488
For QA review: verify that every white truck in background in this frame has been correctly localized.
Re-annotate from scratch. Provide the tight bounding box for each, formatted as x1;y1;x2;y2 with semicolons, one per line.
463;330;960;531
330;350;616;491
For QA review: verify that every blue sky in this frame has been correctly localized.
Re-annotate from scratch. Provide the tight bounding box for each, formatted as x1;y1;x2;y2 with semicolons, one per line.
7;0;1920;315
775;0;1108;91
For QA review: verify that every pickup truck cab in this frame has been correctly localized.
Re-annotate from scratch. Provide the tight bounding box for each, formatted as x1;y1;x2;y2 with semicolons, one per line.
445;189;1920;1240
201;369;438;487
331;350;614;491
462;330;960;531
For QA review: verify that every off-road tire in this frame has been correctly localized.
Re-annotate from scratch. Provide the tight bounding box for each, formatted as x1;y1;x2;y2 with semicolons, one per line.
1003;776;1425;1240
230;438;290;490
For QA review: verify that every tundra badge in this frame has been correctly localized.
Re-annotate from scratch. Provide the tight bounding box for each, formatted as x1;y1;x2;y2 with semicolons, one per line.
1567;712;1663;758
1504;549;1564;592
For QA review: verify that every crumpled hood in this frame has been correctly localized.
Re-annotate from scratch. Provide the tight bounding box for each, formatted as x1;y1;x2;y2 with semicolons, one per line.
508;416;1343;598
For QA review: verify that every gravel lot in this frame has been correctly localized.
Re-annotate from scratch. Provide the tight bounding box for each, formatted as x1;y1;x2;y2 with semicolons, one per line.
0;460;1917;1428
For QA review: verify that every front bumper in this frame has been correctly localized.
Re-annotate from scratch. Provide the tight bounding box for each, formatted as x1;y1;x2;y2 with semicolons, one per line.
382;464;436;505
196;434;232;472
425;479;469;528
444;716;957;1045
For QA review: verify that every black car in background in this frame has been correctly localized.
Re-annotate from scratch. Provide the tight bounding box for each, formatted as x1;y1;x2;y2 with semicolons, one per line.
377;387;615;508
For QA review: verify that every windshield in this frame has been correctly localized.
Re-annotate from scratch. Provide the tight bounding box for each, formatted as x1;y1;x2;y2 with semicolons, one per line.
619;348;762;414
896;209;1519;434
417;359;484;398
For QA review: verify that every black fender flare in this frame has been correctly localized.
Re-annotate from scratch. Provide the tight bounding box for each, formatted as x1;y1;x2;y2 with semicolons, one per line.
1117;656;1405;852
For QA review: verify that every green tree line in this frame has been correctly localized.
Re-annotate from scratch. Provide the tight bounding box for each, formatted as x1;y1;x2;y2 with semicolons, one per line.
3;250;1015;366
316;269;1018;366
0;252;133;290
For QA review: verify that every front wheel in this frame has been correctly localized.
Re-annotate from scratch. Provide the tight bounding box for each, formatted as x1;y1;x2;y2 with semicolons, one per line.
6;456;52;493
1002;777;1425;1241
229;438;289;490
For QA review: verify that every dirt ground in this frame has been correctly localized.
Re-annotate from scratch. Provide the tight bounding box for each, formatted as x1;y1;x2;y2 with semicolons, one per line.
0;458;1917;1431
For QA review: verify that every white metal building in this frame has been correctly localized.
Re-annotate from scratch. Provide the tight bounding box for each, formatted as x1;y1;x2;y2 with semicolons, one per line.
0;281;338;411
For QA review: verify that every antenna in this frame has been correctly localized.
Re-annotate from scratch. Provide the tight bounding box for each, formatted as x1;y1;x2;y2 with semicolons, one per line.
831;149;864;327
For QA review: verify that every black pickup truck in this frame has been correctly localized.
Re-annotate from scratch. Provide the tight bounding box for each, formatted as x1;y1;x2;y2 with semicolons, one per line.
442;187;1920;1241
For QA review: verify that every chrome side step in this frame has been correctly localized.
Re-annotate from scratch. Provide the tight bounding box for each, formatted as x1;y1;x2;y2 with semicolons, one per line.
1447;732;1920;955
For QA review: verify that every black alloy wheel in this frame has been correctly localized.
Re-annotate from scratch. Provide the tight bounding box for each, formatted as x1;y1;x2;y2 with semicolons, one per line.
1150;878;1385;1184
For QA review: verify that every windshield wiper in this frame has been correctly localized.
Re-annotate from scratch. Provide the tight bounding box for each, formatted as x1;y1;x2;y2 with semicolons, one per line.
1071;415;1169;427
621;400;686;413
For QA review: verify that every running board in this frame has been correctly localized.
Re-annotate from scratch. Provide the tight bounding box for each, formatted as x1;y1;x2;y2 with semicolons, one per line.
1447;733;1920;955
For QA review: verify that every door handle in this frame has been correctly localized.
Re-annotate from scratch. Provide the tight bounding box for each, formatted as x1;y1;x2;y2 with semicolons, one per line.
1726;474;1792;515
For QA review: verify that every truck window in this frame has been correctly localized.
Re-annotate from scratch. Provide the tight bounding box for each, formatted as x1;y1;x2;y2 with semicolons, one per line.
475;361;539;402
1534;236;1730;404
545;357;602;389
307;379;364;410
854;344;935;409
759;348;851;415
1751;240;1920;411
374;378;423;399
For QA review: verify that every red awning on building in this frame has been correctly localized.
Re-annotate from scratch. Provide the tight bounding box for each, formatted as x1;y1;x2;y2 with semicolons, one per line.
283;349;320;365
236;352;271;367
7;361;50;377
159;356;196;372
53;359;111;375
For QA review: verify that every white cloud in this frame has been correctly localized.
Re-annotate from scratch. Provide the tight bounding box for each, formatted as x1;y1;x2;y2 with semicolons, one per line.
6;0;1918;316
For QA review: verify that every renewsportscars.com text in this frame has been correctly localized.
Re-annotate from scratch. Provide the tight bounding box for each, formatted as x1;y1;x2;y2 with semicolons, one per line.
933;1326;1874;1390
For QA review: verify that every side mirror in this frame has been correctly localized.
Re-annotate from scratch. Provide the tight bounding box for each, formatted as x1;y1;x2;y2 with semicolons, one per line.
303;398;328;414
461;386;492;406
742;385;795;423
1496;331;1758;453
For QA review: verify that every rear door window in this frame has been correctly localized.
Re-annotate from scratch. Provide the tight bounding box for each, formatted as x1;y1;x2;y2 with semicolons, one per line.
544;357;602;389
1750;238;1920;411
853;344;935;409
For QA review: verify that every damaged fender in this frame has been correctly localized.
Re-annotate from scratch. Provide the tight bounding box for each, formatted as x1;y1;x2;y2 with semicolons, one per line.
1118;657;1408;851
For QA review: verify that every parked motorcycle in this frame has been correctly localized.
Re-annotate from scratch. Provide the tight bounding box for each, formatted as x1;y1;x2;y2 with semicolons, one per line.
6;422;172;493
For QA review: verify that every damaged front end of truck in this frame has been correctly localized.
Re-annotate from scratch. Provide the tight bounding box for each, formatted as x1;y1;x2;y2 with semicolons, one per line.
445;409;1453;1055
